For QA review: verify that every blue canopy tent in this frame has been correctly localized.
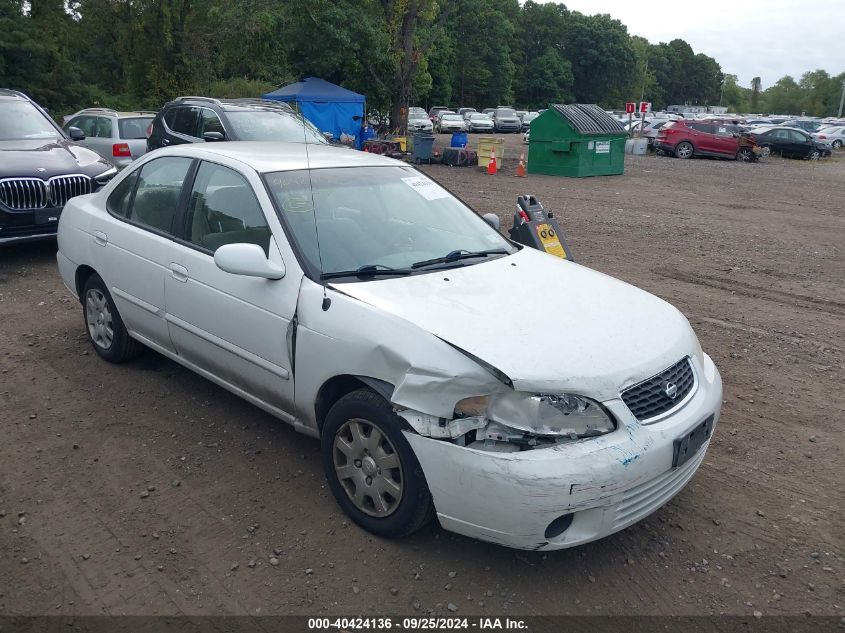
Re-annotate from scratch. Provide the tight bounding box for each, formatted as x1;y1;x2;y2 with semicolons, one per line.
263;77;366;148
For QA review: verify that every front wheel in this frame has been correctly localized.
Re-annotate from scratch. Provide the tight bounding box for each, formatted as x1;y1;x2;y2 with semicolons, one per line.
736;147;754;162
321;389;434;538
759;145;771;157
808;149;820;161
675;141;694;159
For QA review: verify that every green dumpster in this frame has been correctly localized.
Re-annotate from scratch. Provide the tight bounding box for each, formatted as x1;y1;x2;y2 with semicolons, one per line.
527;104;626;177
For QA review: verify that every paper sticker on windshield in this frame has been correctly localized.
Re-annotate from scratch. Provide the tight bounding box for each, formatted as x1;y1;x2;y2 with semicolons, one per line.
402;176;450;201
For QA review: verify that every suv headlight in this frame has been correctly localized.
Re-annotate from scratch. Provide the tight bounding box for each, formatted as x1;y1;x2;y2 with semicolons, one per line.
94;166;118;186
455;392;615;439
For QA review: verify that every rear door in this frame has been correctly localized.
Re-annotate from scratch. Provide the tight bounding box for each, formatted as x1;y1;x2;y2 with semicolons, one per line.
164;159;301;414
711;123;739;157
90;156;195;351
163;106;201;146
85;116;115;162
689;123;715;154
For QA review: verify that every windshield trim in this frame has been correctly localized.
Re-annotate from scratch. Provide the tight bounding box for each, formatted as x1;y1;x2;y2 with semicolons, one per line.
260;166;518;284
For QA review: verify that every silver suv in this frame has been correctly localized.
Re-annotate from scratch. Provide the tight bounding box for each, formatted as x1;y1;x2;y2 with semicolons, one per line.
62;108;156;169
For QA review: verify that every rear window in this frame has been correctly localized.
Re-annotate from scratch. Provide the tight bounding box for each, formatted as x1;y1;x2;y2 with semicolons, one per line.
119;117;154;139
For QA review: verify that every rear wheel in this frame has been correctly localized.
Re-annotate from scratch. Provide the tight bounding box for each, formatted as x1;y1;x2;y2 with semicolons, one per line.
833;140;842;149
82;274;143;363
321;389;434;538
675;141;694;159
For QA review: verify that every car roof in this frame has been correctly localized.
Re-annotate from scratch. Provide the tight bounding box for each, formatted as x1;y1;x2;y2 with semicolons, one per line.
151;141;402;173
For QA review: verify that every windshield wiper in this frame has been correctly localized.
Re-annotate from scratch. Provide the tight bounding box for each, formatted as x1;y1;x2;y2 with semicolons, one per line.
411;248;509;269
320;264;412;281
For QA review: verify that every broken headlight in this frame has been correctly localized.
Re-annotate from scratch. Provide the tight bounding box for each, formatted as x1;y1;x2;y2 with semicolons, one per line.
455;392;615;439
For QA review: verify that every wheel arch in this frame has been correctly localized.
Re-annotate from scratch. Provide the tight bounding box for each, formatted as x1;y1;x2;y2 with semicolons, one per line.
75;264;98;302
314;375;396;434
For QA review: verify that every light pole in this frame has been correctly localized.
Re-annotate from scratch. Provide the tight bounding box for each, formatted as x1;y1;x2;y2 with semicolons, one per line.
839;79;845;118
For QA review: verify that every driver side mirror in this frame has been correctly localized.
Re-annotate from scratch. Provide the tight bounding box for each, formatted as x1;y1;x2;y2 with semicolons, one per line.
214;243;285;280
68;127;85;141
482;213;501;231
202;131;225;142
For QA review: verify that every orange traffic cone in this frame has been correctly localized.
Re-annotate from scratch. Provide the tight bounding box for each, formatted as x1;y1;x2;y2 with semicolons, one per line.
487;148;497;175
516;151;526;177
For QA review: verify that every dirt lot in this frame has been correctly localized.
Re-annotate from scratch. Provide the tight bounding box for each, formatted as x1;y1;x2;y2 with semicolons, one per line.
0;140;843;618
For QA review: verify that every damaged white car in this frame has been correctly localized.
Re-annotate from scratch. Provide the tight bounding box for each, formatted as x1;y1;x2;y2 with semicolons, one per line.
56;142;722;550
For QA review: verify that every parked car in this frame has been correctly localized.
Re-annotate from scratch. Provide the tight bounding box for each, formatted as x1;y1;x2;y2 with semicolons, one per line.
782;119;823;133
515;110;528;122
457;107;477;120
427;106;450;121
435;114;466;134
147;97;327;151
750;127;830;159
492;107;521;133
56;141;722;550
654;120;757;161
466;113;494;133
814;126;845;149
521;111;539;131
0;89;116;246
482;108;496;115
627;118;676;146
62;108;155;169
407;112;433;134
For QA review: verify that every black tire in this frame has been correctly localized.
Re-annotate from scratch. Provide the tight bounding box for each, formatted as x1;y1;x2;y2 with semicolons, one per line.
833;140;842;149
675;141;694;159
321;388;434;538
759;145;772;158
81;273;143;363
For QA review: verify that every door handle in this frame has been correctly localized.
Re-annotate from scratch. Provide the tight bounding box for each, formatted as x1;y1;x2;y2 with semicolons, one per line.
161;138;170;146
169;263;188;283
93;230;108;247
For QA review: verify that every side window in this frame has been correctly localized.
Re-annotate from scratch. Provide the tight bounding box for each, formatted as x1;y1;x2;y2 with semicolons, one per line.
198;109;225;137
73;116;97;137
169;106;200;137
184;161;270;254
95;117;113;138
774;129;790;140
790;130;809;143
129;157;194;234
107;170;139;218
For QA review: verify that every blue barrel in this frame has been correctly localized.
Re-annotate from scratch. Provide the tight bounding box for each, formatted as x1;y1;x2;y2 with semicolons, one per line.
360;126;375;143
451;132;468;148
412;134;435;163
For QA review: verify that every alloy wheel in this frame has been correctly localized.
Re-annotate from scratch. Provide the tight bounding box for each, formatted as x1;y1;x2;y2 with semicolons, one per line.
333;418;403;517
85;288;114;350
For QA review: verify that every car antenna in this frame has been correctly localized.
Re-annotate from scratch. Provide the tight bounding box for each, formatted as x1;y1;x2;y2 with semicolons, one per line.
299;103;331;311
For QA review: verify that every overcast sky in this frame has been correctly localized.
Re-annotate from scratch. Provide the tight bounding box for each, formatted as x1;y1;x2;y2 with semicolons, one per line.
545;0;845;89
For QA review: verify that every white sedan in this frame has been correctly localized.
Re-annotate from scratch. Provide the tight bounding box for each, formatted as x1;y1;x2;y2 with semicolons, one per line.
56;142;722;550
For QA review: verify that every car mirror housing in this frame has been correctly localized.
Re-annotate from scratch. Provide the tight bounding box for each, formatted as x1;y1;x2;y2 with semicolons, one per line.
214;243;285;280
482;213;501;231
68;127;85;141
202;131;225;142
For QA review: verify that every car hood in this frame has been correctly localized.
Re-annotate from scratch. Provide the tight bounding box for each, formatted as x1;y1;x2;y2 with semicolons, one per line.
0;138;112;179
329;247;698;401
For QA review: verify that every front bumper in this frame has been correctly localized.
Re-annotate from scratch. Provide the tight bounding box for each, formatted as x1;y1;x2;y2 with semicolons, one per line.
405;353;722;550
0;206;62;245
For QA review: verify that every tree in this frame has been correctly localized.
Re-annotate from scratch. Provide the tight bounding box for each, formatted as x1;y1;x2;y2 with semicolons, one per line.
750;76;762;112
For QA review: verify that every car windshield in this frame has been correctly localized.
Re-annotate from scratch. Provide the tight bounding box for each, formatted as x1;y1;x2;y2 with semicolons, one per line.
470;114;492;121
496;109;516;117
409;113;428;120
442;115;462;121
265;165;515;279
225;109;328;143
118;116;154;139
523;113;538;121
0;101;60;140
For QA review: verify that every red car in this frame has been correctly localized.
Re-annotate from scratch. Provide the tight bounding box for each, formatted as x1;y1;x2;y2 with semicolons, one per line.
654;120;757;161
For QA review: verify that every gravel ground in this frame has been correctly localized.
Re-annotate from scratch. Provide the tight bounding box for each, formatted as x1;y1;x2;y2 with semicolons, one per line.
0;142;842;618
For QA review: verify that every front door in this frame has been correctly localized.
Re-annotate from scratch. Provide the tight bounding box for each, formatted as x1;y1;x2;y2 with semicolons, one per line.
164;160;300;414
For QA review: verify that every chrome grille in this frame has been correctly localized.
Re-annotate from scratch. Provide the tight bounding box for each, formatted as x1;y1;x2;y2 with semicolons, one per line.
621;357;695;421
0;178;48;210
48;175;92;208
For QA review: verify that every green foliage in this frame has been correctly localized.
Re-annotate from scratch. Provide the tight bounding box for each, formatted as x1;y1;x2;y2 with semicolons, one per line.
0;0;841;119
